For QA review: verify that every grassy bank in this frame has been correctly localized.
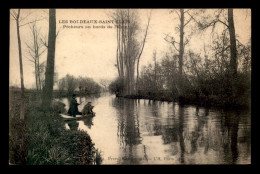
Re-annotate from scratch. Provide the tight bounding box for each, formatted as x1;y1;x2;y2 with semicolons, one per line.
9;90;102;165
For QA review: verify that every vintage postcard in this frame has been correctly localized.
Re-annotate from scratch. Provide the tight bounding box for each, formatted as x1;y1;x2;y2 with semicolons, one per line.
9;8;251;165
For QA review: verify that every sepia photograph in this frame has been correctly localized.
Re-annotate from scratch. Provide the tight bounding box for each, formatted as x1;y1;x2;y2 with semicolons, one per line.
9;8;251;165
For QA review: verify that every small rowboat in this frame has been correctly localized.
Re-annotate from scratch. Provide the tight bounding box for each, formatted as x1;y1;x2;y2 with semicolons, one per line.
60;113;95;121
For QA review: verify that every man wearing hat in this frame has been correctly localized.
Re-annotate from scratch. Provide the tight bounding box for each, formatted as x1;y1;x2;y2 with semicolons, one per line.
68;94;82;117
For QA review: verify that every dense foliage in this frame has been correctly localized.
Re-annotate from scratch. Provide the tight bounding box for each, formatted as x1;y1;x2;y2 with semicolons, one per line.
57;74;102;97
108;78;124;96
136;43;251;108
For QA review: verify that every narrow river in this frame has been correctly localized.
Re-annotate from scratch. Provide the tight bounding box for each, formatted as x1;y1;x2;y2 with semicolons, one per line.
57;93;251;165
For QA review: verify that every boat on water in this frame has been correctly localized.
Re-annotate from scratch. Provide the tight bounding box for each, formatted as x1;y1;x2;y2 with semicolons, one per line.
60;113;95;121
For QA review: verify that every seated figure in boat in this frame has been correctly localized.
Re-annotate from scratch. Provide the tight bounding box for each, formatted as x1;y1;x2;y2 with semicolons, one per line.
68;94;82;117
82;102;94;116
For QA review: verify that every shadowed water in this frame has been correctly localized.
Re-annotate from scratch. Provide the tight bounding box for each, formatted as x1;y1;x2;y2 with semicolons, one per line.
58;93;251;165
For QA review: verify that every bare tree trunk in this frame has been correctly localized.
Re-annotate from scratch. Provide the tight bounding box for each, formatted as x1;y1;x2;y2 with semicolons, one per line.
136;11;151;94
123;17;128;95
127;10;131;95
136;58;140;94
154;50;157;91
34;59;39;91
16;9;25;99
120;14;125;79
35;43;40;93
37;57;42;92
34;30;40;92
220;32;226;76
227;8;238;104
130;56;135;95
116;24;121;78
42;9;56;109
178;9;185;96
15;9;26;120
228;8;237;76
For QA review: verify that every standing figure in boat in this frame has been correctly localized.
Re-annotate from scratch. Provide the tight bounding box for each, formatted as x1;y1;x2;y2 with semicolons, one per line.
68;94;82;117
82;102;94;116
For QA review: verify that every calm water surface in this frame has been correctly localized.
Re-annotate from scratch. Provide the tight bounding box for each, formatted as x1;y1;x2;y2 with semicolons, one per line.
58;93;251;165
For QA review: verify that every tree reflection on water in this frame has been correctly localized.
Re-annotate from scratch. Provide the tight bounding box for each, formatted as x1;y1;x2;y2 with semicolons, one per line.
111;97;250;164
63;94;251;164
113;98;142;164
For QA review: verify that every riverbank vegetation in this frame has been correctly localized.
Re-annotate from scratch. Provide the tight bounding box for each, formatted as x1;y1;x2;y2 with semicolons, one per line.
57;74;102;97
109;9;251;109
9;89;102;165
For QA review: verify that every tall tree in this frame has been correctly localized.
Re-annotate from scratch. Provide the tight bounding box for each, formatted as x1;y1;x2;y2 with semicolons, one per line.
11;9;25;98
11;9;37;119
196;9;238;76
111;9;151;96
228;8;237;76
42;9;56;109
178;9;185;95
136;10;151;94
164;9;195;97
25;21;46;93
192;9;239;103
153;49;157;90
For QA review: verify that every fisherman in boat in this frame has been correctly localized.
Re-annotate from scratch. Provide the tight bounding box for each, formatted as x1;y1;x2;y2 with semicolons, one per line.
68;94;82;117
82;102;94;116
